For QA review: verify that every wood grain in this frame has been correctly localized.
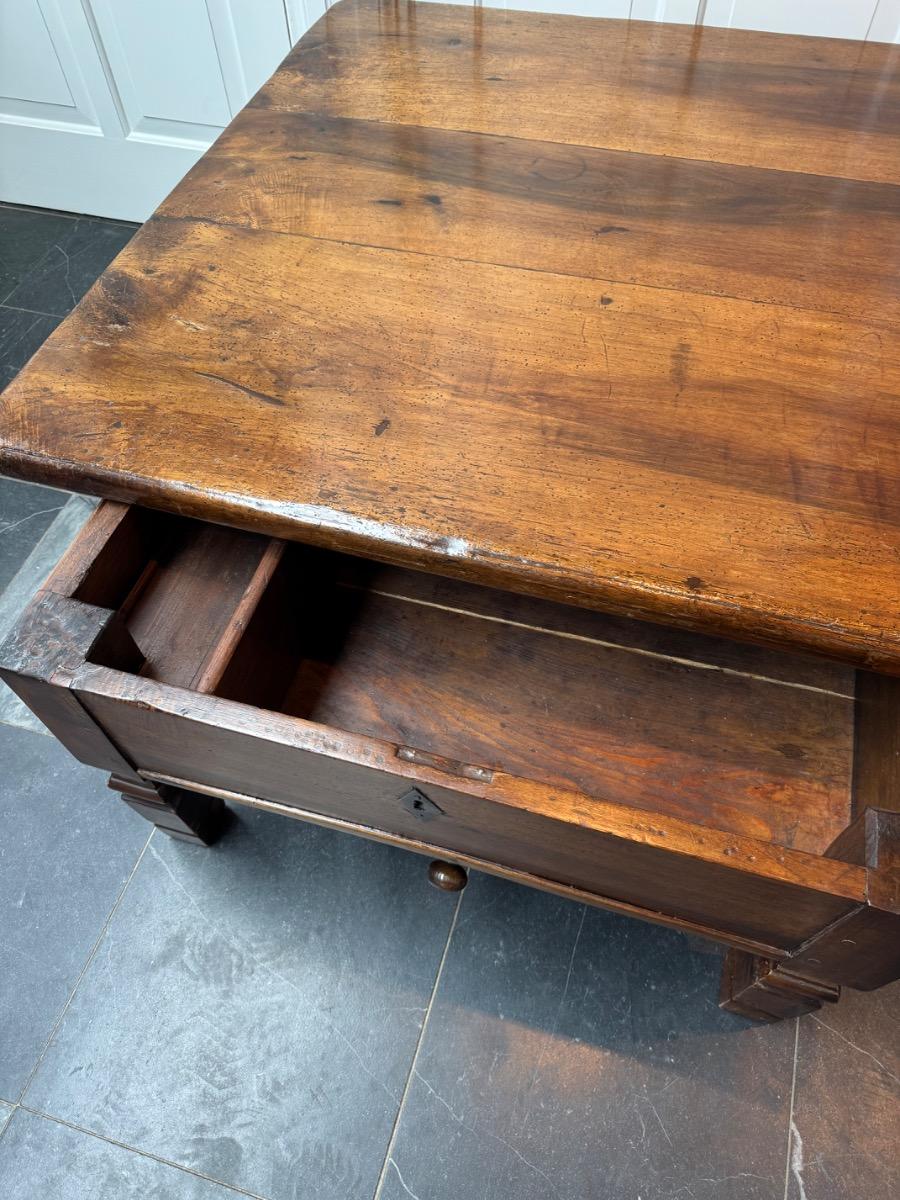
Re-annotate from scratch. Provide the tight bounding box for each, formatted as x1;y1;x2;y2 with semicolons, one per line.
123;521;273;689
2;0;899;670
331;558;856;693
852;672;900;816
273;556;855;854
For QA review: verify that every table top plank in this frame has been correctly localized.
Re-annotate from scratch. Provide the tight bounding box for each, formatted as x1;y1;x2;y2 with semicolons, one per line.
2;0;899;669
161;107;900;322
259;1;900;183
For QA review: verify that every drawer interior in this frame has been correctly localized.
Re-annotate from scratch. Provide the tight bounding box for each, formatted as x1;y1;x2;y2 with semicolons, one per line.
75;508;858;857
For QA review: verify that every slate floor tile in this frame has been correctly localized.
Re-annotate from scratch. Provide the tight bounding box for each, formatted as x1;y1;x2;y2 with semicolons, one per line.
0;724;148;1100
0;1109;247;1200
25;810;460;1200
787;981;900;1200
3;214;136;317
0;306;63;391
0;477;68;595
0;206;76;303
379;874;796;1200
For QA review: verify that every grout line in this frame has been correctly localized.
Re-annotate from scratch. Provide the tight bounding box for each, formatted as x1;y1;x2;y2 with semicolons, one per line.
15;1106;271;1199
14;829;155;1105
338;583;855;699
782;1018;800;1200
809;1014;900;1086
0;202;85;220
0;505;65;536
0;713;49;736
0;302;64;320
0;200;138;227
371;888;465;1200
0;1101;14;1148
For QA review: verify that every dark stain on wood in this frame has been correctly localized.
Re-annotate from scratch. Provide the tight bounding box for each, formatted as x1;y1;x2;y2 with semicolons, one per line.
671;340;692;397
193;371;286;407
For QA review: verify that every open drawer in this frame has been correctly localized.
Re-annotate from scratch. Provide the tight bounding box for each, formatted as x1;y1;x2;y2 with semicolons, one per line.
2;501;898;1018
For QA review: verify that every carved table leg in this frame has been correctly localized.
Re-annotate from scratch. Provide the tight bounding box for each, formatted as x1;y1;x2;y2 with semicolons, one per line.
719;949;840;1022
109;774;229;846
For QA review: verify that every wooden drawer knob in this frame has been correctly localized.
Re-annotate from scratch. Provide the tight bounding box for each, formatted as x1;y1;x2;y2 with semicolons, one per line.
427;860;468;892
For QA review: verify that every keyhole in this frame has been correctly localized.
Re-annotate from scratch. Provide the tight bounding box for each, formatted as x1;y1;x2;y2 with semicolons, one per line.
399;787;443;821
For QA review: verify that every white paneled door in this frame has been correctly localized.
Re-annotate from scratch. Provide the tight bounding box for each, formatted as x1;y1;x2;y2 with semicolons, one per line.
0;0;327;220
1;0;899;221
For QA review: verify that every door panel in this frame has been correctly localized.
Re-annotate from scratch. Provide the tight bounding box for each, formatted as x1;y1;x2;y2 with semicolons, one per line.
0;1;73;107
0;0;109;133
284;1;329;47
869;0;900;42
0;0;292;219
703;0;878;39
87;0;235;138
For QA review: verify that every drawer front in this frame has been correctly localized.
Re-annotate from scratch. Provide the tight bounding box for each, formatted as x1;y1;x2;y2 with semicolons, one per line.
74;667;863;954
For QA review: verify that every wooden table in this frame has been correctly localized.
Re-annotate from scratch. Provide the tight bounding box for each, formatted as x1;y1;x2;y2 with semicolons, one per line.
1;0;899;1021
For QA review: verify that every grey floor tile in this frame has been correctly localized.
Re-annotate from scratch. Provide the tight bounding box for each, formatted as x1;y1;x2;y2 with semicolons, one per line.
0;724;148;1101
380;874;795;1200
25;810;459;1200
0;477;67;594
0;1102;11;1136
787;981;900;1200
0;1108;248;1199
0;206;77;303
0;306;63;391
2;215;136;317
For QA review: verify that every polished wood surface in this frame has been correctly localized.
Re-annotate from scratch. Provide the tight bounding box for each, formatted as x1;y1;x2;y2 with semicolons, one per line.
2;0;899;667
